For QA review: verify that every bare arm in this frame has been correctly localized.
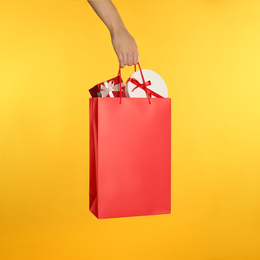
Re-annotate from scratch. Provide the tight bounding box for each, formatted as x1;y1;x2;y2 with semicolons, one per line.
87;0;139;68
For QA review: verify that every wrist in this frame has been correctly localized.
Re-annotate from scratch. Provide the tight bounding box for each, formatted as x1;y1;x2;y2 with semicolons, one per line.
109;23;127;37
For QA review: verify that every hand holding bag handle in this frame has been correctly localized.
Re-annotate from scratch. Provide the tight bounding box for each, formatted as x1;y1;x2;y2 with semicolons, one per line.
118;62;152;105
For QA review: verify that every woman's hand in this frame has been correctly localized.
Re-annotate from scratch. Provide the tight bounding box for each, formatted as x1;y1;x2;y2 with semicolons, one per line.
110;27;139;68
88;0;139;68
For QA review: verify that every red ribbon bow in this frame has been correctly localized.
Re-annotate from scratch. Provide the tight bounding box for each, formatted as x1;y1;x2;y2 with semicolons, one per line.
127;78;163;98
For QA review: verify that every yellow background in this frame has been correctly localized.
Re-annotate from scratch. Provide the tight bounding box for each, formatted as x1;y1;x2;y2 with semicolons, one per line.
1;0;260;259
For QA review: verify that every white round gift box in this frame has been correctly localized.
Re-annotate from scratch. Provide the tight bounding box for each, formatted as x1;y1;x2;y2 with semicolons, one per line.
125;69;168;98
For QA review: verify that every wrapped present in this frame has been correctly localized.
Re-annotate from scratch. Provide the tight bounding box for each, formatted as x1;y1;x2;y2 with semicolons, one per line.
125;69;168;98
89;76;126;97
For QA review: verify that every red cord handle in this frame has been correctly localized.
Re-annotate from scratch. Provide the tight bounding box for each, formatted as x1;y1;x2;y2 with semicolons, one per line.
118;62;151;104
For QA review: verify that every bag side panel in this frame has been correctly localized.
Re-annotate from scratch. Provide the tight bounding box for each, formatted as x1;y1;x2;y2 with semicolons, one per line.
89;98;99;218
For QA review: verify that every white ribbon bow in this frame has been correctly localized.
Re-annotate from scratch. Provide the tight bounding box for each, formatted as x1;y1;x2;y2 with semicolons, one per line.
100;80;119;97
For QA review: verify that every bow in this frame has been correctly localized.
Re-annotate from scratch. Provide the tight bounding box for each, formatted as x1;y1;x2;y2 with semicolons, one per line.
127;78;163;98
100;81;119;97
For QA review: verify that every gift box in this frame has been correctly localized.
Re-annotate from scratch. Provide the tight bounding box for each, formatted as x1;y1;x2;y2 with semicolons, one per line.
125;69;168;98
89;76;126;97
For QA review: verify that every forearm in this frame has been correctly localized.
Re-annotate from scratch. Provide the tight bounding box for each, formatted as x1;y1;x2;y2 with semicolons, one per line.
88;0;139;67
87;0;126;36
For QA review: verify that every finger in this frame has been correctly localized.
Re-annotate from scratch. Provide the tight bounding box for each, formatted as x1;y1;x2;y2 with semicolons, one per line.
127;53;134;66
134;52;139;65
118;52;124;68
122;53;128;68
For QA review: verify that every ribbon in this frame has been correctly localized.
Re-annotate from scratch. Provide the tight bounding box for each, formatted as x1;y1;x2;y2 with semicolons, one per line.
100;80;120;97
127;78;164;98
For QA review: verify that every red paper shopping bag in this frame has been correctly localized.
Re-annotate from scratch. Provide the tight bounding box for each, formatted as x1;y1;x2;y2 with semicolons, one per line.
89;63;171;219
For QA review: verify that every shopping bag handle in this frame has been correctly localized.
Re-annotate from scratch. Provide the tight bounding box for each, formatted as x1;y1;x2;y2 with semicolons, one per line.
118;62;152;105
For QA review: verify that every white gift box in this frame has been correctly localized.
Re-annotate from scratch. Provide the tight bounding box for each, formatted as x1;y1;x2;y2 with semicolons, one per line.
125;69;168;98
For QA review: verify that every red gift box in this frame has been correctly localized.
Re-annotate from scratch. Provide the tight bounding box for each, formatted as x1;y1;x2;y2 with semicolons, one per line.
89;76;126;97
